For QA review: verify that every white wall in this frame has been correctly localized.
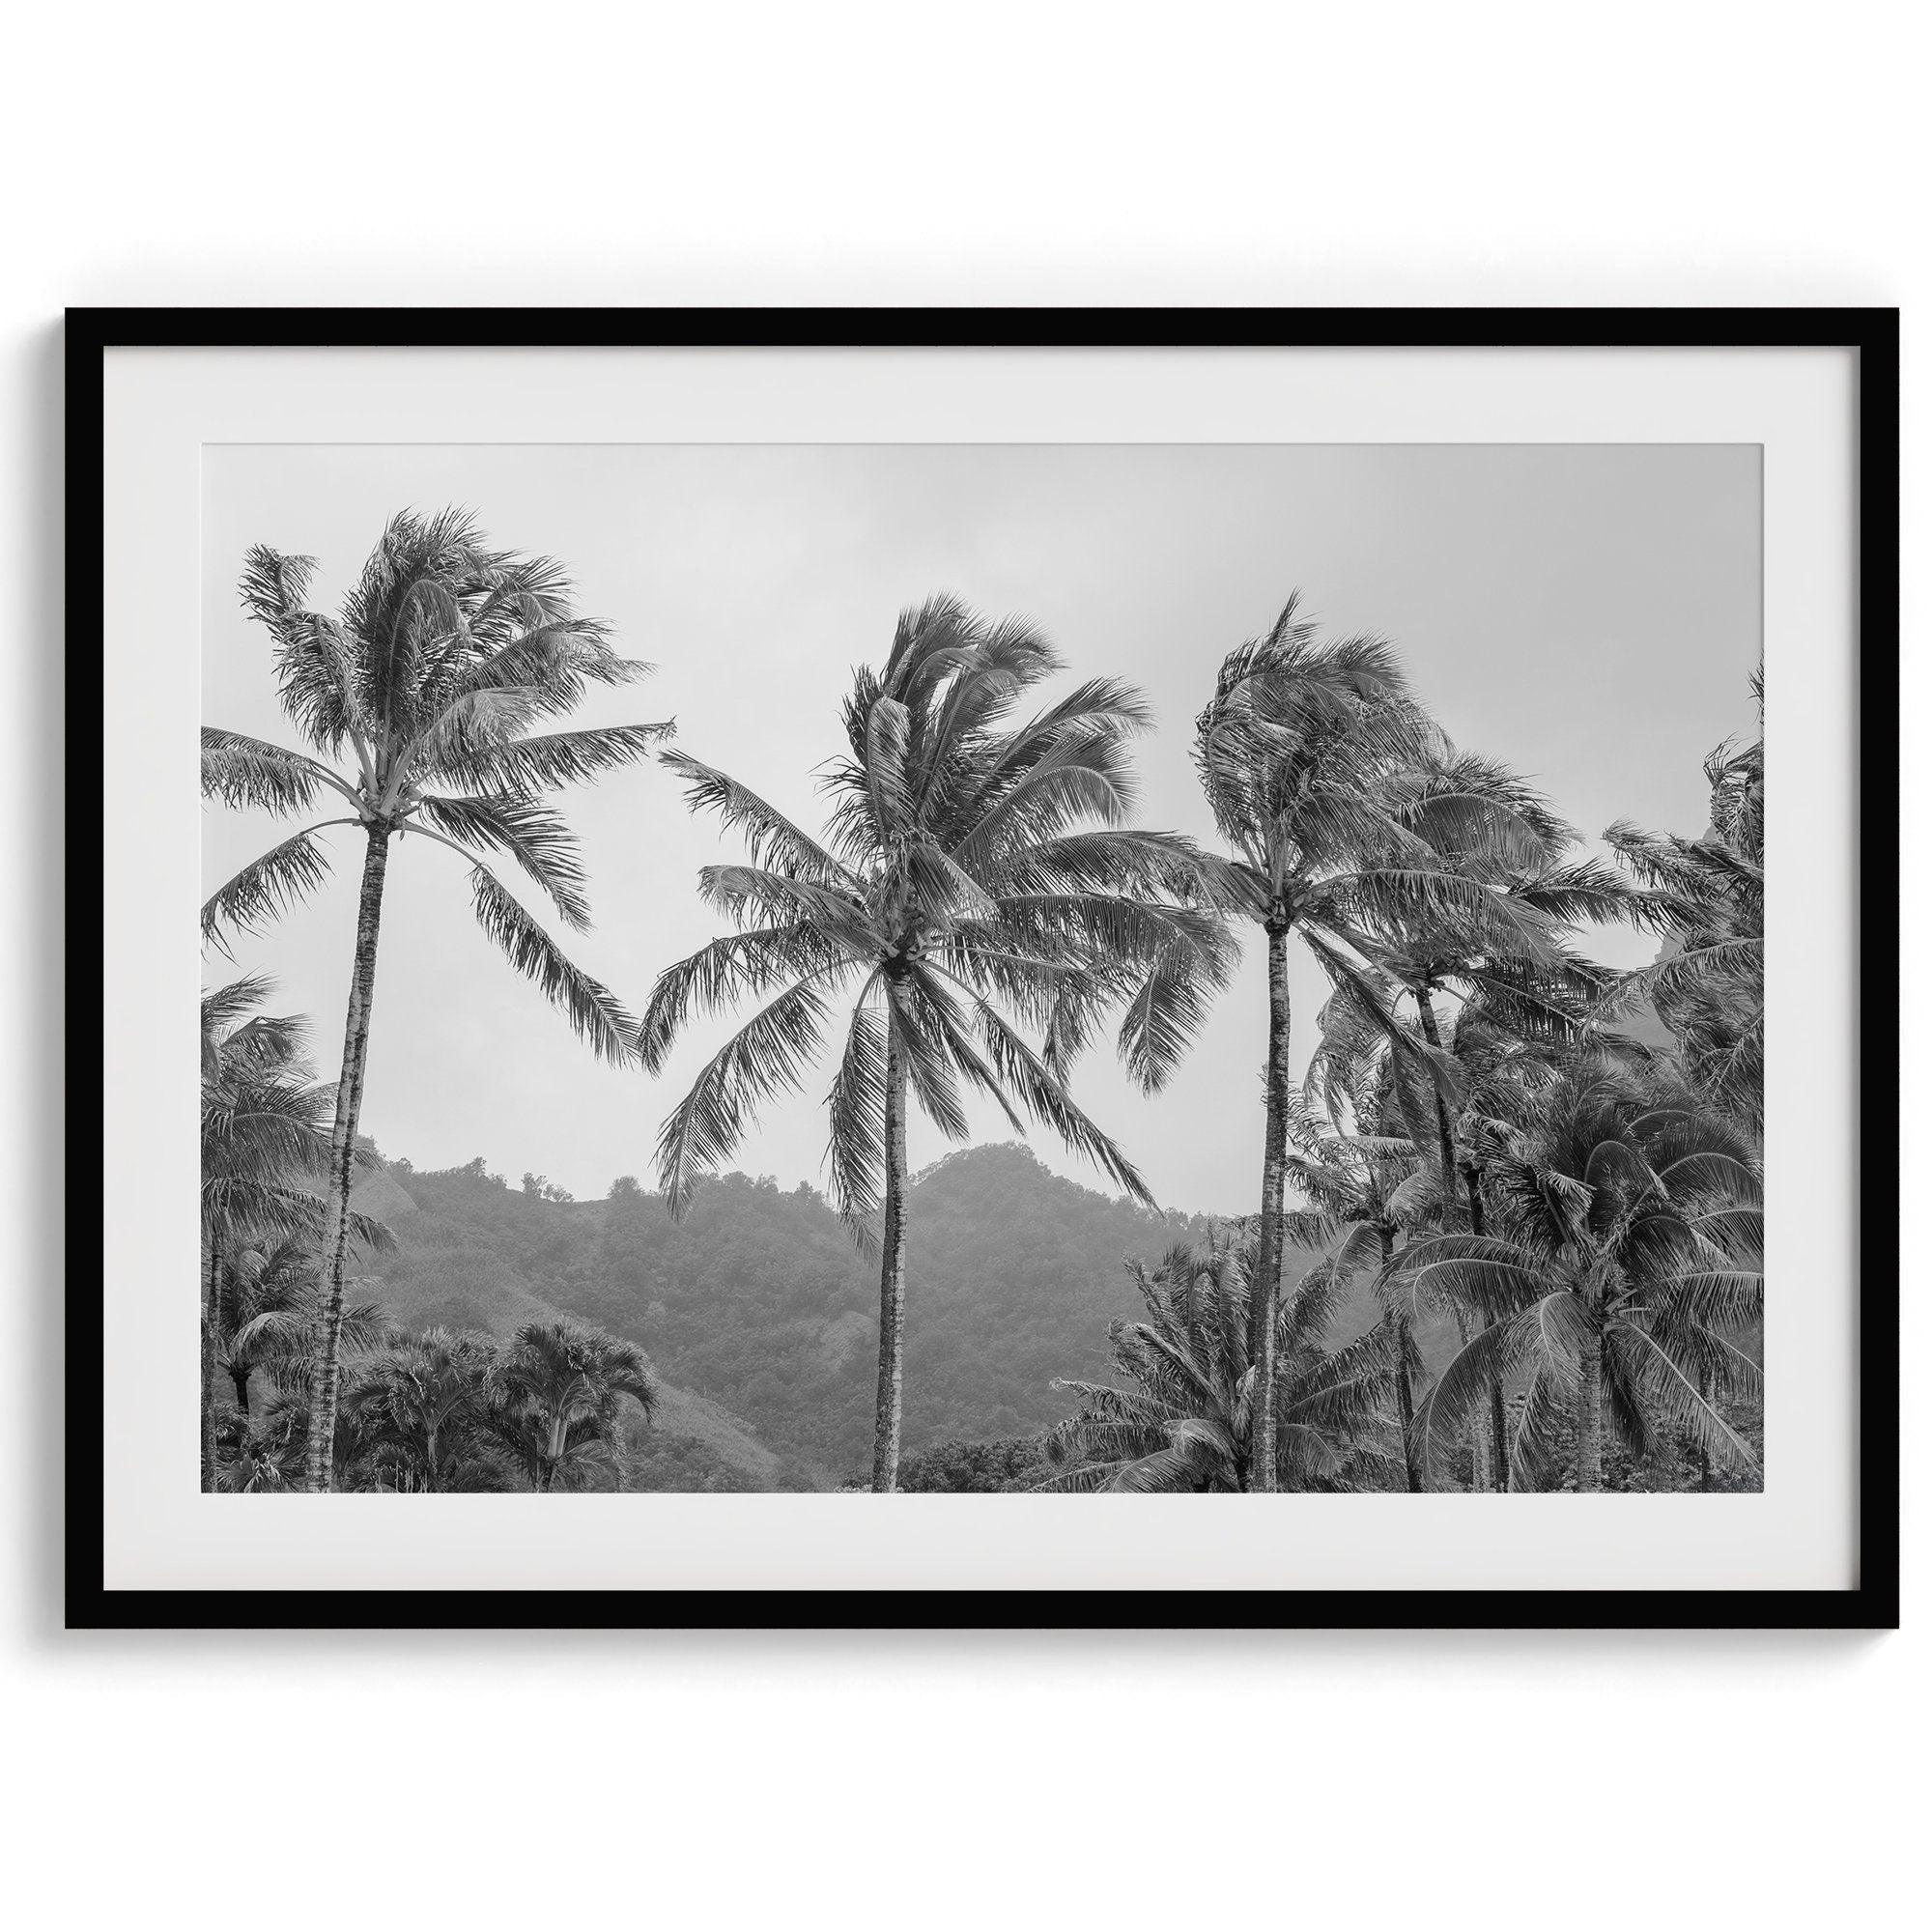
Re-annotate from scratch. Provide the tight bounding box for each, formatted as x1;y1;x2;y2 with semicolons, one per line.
3;5;1916;1926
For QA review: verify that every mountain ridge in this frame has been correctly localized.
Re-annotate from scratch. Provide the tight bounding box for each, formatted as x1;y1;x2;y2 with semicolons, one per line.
355;1140;1249;1487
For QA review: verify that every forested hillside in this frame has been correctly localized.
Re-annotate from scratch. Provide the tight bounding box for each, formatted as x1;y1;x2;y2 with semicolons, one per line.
358;1143;1229;1485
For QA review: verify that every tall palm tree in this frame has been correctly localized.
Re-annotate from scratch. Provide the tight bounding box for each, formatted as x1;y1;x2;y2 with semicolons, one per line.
1191;596;1539;1489
202;508;669;1490
1037;1231;1402;1492
1399;1062;1762;1491
487;1321;658;1492
641;597;1232;1491
198;978;387;1490
1301;769;1644;1491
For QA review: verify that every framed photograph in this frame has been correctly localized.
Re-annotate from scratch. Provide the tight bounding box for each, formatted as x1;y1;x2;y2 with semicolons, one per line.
71;307;1897;1630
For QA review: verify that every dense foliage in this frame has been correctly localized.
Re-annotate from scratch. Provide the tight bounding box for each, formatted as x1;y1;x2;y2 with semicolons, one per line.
217;1317;656;1493
1039;1229;1403;1491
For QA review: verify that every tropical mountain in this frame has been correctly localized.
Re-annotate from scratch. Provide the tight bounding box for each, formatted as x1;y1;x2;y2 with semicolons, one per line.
354;1141;1236;1486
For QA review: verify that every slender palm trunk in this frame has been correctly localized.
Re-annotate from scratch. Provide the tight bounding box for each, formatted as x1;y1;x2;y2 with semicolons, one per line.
1696;1362;1713;1492
304;824;391;1493
1378;1227;1421;1493
200;1247;219;1492
229;1362;250;1414
870;1024;911;1492
1412;989;1461;1219
540;1410;566;1492
1414;987;1506;1492
1251;920;1293;1494
1461;1165;1510;1491
1576;1311;1605;1492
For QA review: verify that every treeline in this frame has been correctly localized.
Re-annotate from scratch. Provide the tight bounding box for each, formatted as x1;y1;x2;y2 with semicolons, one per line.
200;510;1762;1494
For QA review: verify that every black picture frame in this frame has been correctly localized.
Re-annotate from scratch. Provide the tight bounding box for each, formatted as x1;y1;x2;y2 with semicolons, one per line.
68;305;1899;1632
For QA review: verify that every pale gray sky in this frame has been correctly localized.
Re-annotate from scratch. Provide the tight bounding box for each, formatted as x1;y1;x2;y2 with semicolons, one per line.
202;442;1759;1213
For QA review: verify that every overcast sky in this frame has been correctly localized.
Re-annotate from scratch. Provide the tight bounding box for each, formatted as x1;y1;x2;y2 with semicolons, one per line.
202;442;1759;1214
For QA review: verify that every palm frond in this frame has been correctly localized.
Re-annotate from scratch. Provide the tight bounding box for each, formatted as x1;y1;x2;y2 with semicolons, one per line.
824;983;888;1239
201;824;345;954
661;749;855;887
416;791;592;931
428;720;675;792
638;923;841;1075
467;865;637;1064
654;966;844;1211
201;727;355;816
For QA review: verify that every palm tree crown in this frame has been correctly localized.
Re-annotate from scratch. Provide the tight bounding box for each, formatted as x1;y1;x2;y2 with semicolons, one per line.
203;506;668;1060
344;1327;505;1493
199;978;350;1249
487;1320;659;1492
217;1236;387;1416
1037;1230;1403;1492
643;595;1232;1219
1399;1060;1762;1491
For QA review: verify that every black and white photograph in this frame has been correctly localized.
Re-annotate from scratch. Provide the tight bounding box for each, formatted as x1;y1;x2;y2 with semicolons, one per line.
71;317;1887;1623
197;440;1766;1502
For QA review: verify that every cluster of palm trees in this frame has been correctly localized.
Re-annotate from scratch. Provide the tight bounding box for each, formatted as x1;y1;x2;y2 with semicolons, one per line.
221;1304;657;1493
1038;634;1764;1492
202;508;1762;1495
202;976;656;1492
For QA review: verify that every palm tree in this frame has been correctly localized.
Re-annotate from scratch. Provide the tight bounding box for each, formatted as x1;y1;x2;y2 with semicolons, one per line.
1037;1230;1403;1492
1605;670;1764;1131
1191;595;1538;1489
1276;1085;1433;1490
343;1327;504;1492
641;597;1232;1491
202;508;669;1490
1298;765;1645;1491
487;1321;658;1492
218;1237;387;1416
1398;1062;1762;1492
1333;753;1623;1202
199;978;387;1490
